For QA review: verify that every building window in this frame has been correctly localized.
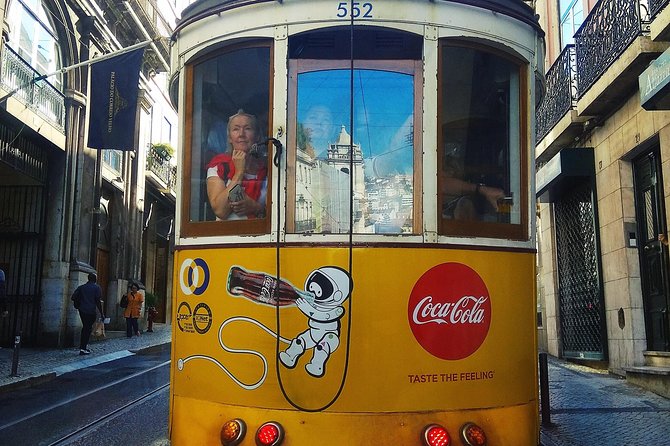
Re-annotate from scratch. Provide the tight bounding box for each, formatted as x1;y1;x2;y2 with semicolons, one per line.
162;117;172;143
559;0;584;47
7;0;61;89
438;42;527;240
103;150;122;173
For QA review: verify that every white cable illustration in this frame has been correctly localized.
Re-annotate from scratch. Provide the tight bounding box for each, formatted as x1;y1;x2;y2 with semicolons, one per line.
177;316;291;390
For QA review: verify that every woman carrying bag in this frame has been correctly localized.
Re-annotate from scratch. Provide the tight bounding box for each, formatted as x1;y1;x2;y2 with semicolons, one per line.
123;283;144;337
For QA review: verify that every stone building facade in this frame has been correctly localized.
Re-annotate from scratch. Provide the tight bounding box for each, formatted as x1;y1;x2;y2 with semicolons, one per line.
0;0;186;348
535;0;670;397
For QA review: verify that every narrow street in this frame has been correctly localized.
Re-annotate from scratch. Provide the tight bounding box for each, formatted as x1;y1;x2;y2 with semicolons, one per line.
0;345;170;446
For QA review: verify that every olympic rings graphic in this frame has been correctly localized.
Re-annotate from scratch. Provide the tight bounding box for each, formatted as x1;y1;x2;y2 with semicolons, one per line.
179;258;210;296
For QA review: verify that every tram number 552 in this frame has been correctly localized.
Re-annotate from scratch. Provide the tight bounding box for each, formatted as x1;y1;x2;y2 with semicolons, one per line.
336;2;373;18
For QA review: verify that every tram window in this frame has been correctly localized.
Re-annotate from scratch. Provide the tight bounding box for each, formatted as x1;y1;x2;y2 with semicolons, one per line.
289;62;421;235
182;44;272;236
438;43;527;239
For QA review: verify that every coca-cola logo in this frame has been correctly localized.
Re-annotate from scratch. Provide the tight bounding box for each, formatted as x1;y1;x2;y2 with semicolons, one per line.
408;263;491;360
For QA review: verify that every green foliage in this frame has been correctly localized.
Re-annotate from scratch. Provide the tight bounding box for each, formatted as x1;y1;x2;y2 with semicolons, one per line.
151;143;174;160
144;291;159;308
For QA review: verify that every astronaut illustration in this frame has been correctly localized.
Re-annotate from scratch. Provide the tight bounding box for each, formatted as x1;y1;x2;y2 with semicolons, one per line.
279;266;352;377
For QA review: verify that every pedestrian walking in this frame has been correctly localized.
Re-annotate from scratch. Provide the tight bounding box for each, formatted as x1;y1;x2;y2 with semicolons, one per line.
72;273;105;355
123;283;144;337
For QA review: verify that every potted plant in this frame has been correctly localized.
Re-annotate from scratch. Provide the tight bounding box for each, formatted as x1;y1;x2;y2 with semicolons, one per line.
151;142;174;161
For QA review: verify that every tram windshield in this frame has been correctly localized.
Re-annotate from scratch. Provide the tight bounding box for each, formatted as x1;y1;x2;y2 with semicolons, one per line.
291;67;416;234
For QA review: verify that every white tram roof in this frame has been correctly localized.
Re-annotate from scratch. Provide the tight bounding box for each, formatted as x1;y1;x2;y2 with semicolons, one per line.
174;0;544;38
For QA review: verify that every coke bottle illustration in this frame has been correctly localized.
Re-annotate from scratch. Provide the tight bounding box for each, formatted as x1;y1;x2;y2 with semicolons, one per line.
227;266;314;306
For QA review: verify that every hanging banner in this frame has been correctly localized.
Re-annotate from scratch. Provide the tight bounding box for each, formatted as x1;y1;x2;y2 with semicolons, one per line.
87;48;145;150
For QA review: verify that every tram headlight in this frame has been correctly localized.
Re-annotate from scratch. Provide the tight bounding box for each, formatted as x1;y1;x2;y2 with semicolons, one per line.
255;421;284;446
460;422;487;446
220;418;246;446
422;423;451;446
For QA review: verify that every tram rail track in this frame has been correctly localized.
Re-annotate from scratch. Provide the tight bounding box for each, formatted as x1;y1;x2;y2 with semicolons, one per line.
0;359;170;445
47;380;169;446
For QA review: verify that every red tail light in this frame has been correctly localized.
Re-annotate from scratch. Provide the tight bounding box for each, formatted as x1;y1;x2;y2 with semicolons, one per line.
460;422;487;446
255;421;284;446
220;418;246;446
422;424;451;446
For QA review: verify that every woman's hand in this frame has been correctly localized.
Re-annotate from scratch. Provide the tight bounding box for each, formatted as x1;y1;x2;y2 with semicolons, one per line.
231;149;247;175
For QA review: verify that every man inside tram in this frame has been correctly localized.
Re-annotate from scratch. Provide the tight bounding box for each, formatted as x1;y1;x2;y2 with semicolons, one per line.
206;110;268;220
440;140;506;221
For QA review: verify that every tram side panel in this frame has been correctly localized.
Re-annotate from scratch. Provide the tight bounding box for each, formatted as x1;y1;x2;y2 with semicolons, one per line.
171;246;537;444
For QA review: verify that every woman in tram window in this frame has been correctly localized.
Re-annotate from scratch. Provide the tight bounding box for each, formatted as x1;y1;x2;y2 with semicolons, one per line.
205;110;268;220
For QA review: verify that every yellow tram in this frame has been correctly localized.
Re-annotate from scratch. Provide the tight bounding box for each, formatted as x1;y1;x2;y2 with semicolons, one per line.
168;1;545;444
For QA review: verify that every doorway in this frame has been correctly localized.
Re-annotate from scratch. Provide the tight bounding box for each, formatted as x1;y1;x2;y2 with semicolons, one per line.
633;149;670;351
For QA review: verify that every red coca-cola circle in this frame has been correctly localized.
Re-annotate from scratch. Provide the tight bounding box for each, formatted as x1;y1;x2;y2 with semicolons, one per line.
408;263;491;360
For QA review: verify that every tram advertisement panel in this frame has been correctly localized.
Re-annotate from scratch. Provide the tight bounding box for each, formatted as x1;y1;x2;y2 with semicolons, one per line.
173;247;536;411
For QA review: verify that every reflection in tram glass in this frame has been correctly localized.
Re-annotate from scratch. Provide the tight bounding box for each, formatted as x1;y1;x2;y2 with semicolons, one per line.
294;69;414;234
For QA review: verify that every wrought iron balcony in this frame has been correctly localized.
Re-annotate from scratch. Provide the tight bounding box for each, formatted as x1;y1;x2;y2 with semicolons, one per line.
536;45;577;142
650;0;670;18
0;45;65;131
575;0;651;98
147;146;176;191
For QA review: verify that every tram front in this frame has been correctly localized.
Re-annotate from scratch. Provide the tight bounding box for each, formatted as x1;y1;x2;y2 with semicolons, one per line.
169;1;545;445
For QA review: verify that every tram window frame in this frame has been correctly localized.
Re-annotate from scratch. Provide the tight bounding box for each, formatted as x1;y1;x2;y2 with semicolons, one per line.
286;59;423;235
437;41;529;240
180;41;274;238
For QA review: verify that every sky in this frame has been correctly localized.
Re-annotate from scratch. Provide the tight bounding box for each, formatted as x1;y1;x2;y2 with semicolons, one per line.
297;69;415;176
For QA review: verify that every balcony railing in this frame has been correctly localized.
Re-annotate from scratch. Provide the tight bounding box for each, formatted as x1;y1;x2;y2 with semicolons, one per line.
0;45;65;131
147;147;176;191
536;45;577;142
575;0;650;98
649;0;669;18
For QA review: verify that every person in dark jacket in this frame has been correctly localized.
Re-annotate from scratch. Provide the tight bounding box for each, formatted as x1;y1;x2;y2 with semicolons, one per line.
74;273;105;355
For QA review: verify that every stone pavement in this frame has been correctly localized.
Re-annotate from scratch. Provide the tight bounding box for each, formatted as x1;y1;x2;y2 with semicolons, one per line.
0;323;171;392
540;354;670;446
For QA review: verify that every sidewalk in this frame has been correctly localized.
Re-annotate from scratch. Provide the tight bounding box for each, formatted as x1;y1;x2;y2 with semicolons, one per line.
0;323;171;392
540;354;670;446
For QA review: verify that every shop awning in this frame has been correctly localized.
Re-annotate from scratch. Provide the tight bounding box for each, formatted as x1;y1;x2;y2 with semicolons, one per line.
536;148;594;203
640;46;670;110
